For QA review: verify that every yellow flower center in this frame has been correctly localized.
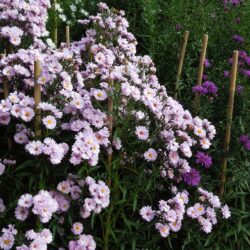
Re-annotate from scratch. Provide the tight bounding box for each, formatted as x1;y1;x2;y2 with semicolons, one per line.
3;239;10;245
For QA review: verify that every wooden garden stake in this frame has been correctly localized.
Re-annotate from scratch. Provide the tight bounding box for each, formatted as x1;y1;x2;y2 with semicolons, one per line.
66;26;70;48
194;34;209;111
174;30;190;100
3;78;9;99
0;53;9;99
53;0;58;47
219;50;239;197
34;61;42;138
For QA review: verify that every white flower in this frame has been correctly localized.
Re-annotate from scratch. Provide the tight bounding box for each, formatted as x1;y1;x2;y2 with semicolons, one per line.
21;107;35;122
18;194;33;208
42;115;57;129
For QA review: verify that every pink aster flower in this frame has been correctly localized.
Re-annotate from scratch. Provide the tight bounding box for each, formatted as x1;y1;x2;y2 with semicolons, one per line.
18;194;33;208
42;115;57;129
15;206;29;221
92;89;108;101
140;206;155;222
0;232;15;249
21;107;35;122
25;141;43;156
14;132;29;145
144;148;157;162
221;205;231;219
155;223;170;237
198;216;212;233
57;181;71;194
135;126;149;140
72;222;84;235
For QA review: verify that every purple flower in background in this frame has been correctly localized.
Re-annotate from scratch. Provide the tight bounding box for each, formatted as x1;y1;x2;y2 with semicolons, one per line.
236;85;244;95
239;135;250;151
245;57;250;65
183;168;201;186
204;59;211;68
239;135;249;144
196;151;212;168
192;81;218;96
176;24;182;31
203;81;218;95
192;85;206;95
245;141;250;150
235;17;241;24
202;74;208;81
224;70;230;78
232;34;244;44
242;70;250;77
239;50;247;59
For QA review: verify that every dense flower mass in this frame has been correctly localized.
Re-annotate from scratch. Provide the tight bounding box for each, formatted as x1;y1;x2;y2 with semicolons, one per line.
0;1;231;248
0;0;51;47
192;81;218;96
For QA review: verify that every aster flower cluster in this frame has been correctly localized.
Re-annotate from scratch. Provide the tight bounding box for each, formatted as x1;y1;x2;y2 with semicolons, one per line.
16;191;58;223
187;188;231;233
140;191;188;237
69;234;96;250
69;3;230;237
224;50;250;83
11;175;109;248
0;225;17;250
73;3;216;179
141;187;231;238
16;229;52;250
25;138;68;165
0;1;231;247
192;81;218;96
0;0;51;47
0;92;35;125
70;127;109;166
57;175;110;219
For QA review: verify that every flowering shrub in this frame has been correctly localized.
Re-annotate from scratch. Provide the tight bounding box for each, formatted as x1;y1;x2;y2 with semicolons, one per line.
0;1;232;249
0;0;50;48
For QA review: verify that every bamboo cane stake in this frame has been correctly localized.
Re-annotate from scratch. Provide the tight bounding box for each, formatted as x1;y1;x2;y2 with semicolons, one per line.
219;50;239;197
66;26;70;48
194;34;209;111
53;0;58;47
3;78;9;99
0;53;9;99
34;61;42;138
174;30;190;100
